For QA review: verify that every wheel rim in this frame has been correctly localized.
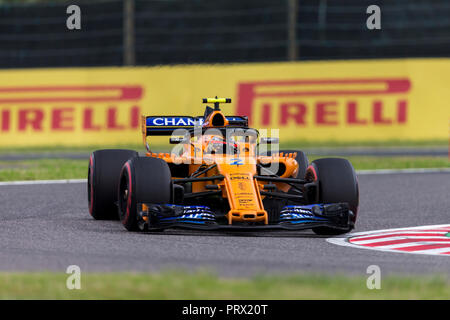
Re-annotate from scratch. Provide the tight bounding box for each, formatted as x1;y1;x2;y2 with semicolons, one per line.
87;167;93;214
119;173;129;221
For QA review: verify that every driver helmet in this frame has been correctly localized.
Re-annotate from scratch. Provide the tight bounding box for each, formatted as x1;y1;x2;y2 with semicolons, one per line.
205;136;238;155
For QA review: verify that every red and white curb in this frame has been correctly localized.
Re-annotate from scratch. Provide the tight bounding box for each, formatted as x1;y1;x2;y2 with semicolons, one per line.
327;224;450;256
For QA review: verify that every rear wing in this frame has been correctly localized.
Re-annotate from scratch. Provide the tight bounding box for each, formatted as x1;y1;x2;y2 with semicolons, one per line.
142;115;248;136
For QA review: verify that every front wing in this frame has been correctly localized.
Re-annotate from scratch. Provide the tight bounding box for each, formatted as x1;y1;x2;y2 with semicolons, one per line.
138;203;354;232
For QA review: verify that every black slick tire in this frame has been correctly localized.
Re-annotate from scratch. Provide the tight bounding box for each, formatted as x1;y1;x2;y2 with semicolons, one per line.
88;149;138;220
118;157;172;231
307;158;359;235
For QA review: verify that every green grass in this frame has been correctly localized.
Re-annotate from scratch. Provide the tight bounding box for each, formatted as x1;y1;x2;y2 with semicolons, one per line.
0;271;448;299
0;156;448;181
0;159;87;181
281;139;448;149
0;144;145;155
310;156;450;170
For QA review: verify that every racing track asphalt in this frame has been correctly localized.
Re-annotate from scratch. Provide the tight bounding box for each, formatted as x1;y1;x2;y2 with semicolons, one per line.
0;172;448;277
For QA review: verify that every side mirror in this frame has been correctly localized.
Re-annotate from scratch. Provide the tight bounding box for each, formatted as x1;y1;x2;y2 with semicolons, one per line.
169;136;189;144
260;137;279;144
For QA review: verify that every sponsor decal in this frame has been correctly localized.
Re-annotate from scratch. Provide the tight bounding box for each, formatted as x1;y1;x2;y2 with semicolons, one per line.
146;116;200;127
229;174;250;180
237;78;410;127
281;213;314;219
237;198;254;208
1;60;448;146
0;85;142;133
230;158;244;166
180;213;212;219
146;116;245;127
327;224;450;256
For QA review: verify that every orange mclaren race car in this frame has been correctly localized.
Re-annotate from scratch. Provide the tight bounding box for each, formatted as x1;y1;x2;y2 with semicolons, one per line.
88;98;359;235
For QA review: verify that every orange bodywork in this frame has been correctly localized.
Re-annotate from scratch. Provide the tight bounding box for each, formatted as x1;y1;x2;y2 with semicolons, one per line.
142;107;299;225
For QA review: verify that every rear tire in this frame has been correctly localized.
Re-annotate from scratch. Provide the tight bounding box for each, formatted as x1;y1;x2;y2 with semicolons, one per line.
88;149;138;220
118;157;172;231
307;158;359;235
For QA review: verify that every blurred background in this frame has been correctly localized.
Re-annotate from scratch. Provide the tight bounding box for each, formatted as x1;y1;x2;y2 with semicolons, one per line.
0;0;449;179
1;0;450;67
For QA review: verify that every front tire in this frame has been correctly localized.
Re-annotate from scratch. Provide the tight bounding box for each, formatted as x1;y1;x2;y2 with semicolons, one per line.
118;157;172;231
88;149;138;220
307;158;359;235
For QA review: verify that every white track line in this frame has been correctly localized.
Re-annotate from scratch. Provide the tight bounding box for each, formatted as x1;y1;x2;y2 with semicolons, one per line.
0;179;86;186
0;168;448;186
356;168;450;175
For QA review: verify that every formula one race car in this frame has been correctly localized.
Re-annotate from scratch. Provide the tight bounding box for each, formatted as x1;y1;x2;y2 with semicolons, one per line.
88;98;359;235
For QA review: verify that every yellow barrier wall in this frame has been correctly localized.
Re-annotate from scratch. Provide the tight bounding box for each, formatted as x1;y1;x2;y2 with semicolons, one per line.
0;58;449;147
